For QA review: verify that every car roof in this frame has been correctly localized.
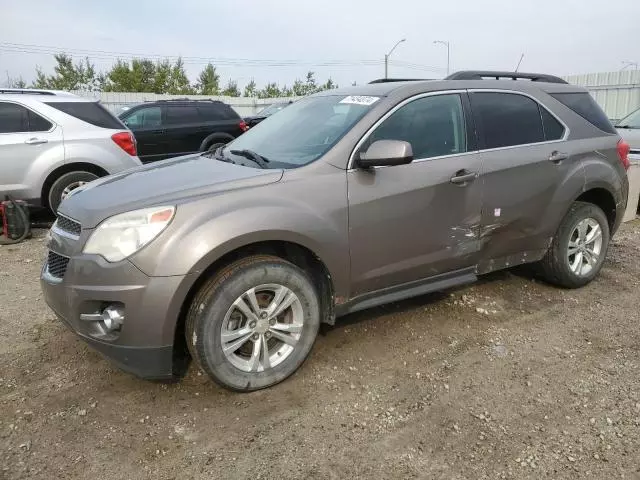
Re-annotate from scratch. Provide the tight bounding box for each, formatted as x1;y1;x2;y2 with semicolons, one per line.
0;89;99;103
315;75;585;99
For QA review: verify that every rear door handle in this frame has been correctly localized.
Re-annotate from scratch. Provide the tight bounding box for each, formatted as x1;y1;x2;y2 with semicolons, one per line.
548;151;569;163
24;138;48;145
450;170;478;185
150;129;166;134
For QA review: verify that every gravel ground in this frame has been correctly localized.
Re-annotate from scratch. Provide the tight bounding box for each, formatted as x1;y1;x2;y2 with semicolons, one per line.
1;221;640;480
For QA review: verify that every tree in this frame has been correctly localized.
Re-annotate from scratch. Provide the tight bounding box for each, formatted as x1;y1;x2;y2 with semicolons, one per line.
166;58;193;95
243;79;257;97
196;63;220;95
32;54;98;91
154;59;172;94
221;79;240;97
319;78;337;91
258;82;282;98
5;75;27;88
103;58;156;92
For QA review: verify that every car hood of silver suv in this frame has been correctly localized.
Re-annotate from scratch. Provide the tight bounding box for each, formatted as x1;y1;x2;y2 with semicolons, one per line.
58;153;284;228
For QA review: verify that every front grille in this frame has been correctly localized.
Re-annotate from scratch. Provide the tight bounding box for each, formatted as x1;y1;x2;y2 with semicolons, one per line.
55;215;81;236
47;251;70;278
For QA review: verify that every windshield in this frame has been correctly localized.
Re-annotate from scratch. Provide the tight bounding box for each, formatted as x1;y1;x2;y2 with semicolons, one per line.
225;95;379;168
618;107;640;128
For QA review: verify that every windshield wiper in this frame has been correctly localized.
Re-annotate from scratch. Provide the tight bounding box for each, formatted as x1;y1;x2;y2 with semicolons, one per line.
230;149;270;169
202;145;236;164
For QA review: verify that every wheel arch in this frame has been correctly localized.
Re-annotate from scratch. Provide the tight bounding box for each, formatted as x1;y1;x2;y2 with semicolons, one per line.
198;132;235;151
170;239;337;373
40;162;109;209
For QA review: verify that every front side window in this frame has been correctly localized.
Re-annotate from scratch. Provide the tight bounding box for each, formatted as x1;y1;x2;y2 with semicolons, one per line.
364;94;467;159
225;95;376;168
471;92;545;149
123;106;162;128
0;102;28;133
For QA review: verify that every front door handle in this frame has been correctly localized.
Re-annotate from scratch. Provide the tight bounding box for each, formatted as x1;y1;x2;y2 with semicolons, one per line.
450;170;478;185
548;151;569;163
24;138;48;145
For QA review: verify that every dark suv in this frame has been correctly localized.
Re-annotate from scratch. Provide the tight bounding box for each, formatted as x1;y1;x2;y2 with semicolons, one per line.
119;99;248;163
42;71;630;392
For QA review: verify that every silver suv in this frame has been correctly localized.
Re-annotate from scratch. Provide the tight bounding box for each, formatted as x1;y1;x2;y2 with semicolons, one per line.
0;89;141;212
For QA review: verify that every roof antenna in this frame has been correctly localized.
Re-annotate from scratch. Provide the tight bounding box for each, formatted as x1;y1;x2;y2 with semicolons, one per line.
515;53;525;73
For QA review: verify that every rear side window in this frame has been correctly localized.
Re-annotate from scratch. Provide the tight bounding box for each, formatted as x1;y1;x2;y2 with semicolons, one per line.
0;103;52;133
197;103;230;121
540;107;565;140
45;102;124;129
166;105;200;124
471;92;544;148
550;93;615;134
28;110;53;132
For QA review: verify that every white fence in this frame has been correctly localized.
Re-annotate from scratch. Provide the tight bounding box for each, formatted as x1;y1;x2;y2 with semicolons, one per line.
71;91;298;116
564;71;640;122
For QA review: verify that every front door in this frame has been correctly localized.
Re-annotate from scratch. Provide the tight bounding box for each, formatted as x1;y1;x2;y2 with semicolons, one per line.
164;104;204;157
347;92;483;297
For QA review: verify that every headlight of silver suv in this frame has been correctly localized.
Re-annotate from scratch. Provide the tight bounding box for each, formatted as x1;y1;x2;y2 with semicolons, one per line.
83;206;175;262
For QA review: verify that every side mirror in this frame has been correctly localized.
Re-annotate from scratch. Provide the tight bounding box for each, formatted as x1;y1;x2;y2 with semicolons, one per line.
357;140;413;168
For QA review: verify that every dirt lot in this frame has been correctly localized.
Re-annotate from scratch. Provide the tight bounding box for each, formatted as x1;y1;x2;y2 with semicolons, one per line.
1;221;640;480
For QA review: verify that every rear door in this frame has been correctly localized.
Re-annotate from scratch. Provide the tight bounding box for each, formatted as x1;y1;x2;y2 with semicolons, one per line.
469;90;578;270
0;101;63;198
121;105;165;163
164;104;203;157
347;92;483;296
197;103;242;140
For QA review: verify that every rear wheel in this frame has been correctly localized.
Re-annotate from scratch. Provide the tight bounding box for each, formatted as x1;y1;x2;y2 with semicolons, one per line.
185;255;320;391
47;171;99;214
536;201;610;288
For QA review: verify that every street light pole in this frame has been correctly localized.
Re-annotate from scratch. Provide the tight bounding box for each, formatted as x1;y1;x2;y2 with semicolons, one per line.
433;40;450;76
384;38;406;79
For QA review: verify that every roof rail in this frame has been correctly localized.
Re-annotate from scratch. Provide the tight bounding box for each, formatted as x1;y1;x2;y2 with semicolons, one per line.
0;88;56;95
369;78;430;84
445;70;568;84
148;98;222;103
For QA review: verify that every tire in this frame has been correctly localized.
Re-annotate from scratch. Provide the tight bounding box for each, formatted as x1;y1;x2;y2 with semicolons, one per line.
47;171;99;214
535;201;610;288
186;255;320;391
199;134;234;152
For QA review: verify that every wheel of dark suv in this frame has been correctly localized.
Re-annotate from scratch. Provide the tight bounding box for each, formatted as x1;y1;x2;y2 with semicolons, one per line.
199;133;234;152
185;255;320;391
48;171;99;214
536;201;610;288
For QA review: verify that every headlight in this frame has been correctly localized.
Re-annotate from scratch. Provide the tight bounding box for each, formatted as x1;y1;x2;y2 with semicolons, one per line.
83;206;175;262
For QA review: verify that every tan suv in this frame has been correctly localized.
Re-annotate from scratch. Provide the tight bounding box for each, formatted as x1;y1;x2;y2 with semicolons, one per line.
41;71;630;391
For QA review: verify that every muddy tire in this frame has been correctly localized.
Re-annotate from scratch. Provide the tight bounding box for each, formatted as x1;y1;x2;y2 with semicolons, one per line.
185;255;320;391
535;201;610;288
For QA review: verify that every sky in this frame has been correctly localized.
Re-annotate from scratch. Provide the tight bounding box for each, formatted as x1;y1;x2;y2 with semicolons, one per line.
1;0;639;90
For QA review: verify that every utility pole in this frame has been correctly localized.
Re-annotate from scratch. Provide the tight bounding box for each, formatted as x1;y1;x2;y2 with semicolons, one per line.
433;40;450;76
384;38;406;79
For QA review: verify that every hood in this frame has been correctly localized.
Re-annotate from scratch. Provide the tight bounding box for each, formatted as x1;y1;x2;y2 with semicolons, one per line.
617;127;640;154
59;153;283;228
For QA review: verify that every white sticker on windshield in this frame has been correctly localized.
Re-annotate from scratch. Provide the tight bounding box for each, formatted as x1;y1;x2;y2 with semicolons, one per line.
339;95;380;106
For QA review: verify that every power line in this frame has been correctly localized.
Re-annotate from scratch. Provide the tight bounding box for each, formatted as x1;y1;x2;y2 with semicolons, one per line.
0;42;444;72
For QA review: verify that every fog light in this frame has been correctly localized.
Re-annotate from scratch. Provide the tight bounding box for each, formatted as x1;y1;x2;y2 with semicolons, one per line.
80;304;125;333
102;305;125;332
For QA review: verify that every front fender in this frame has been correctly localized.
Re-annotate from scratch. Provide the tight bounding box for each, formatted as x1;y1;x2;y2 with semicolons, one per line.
131;188;350;298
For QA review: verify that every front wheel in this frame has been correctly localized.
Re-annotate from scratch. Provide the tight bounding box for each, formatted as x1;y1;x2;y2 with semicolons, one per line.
536;201;610;288
186;255;320;391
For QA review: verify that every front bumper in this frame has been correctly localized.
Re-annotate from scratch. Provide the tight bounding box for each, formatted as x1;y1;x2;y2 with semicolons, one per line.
40;248;189;380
